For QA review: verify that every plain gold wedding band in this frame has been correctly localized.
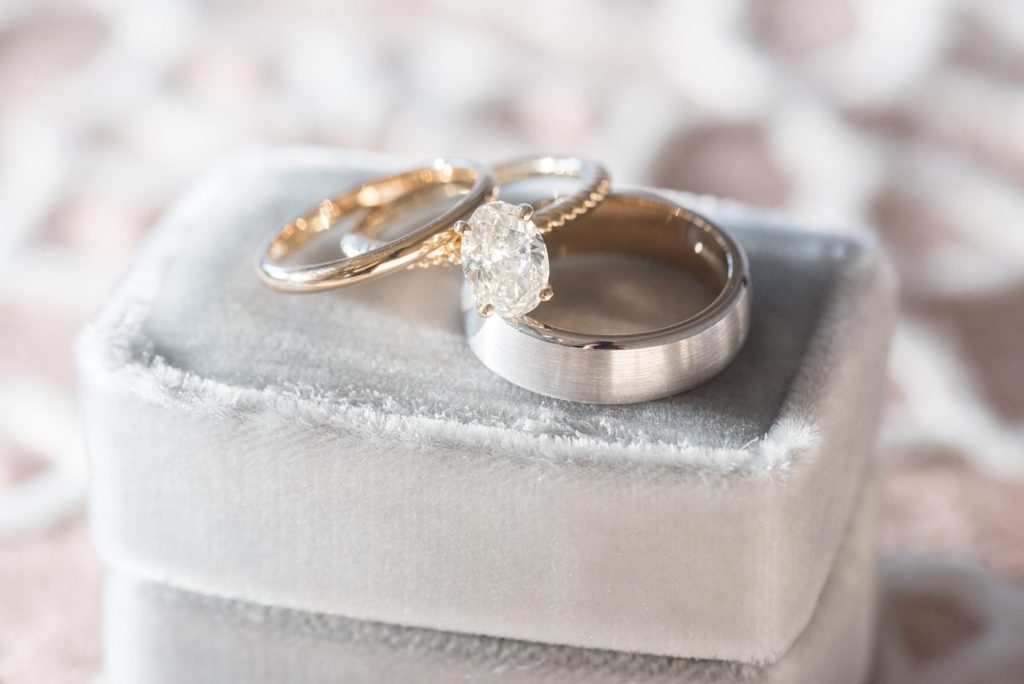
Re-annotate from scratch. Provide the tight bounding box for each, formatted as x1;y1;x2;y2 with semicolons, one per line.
257;158;494;292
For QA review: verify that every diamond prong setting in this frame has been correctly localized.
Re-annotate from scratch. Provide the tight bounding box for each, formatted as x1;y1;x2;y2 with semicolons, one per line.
460;201;551;319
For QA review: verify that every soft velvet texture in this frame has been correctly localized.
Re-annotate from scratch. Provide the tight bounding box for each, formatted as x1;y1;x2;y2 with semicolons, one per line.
78;147;895;662
99;475;878;684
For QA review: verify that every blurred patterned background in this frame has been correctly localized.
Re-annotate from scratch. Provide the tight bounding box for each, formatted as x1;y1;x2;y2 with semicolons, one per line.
1;0;1023;681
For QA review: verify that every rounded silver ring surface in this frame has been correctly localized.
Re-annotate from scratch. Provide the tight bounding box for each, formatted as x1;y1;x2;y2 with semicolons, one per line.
462;191;752;404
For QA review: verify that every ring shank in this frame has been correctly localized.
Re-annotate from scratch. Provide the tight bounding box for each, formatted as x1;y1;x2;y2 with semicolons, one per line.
258;159;494;292
493;155;610;233
463;191;751;404
339;156;612;264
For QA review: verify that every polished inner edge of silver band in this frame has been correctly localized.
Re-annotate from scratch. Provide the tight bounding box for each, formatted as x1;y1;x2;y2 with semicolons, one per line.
463;191;751;404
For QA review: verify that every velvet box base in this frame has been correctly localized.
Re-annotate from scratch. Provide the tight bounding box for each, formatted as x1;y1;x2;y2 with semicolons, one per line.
99;474;877;684
79;147;895;661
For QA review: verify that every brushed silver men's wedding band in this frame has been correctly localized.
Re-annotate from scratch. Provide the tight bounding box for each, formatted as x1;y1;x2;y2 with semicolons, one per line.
462;191;752;404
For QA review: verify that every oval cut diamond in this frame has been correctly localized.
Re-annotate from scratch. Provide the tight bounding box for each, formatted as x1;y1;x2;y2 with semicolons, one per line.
460;201;550;318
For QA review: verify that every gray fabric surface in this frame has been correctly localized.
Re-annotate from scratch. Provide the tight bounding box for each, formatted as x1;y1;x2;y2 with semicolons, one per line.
100;474;878;684
78;147;895;662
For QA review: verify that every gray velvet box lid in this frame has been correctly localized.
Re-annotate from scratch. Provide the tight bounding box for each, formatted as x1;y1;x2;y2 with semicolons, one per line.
78;146;895;662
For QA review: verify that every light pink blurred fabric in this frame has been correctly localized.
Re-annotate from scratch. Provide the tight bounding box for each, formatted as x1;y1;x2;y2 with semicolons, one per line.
1;1;1023;681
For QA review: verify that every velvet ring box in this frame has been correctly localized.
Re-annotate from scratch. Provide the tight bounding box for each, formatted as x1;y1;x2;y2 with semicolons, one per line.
100;473;878;684
78;147;895;664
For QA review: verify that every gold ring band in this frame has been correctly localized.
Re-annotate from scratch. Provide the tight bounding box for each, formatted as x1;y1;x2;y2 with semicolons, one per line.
258;155;610;318
494;155;610;234
341;155;611;268
257;158;494;292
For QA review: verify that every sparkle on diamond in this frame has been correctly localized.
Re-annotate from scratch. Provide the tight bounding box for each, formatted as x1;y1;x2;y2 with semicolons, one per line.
460;201;550;318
